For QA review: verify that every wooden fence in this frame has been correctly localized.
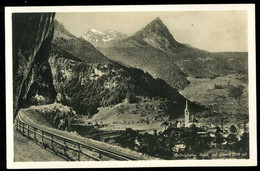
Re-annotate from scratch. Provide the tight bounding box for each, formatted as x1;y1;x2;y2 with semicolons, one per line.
15;118;139;161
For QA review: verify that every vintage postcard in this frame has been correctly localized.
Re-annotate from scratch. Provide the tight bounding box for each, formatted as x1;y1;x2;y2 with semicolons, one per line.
5;4;256;168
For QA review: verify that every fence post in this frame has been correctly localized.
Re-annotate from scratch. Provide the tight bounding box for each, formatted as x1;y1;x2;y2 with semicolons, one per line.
77;143;80;161
99;152;102;160
63;139;66;156
33;127;37;142
42;131;45;148
51;134;54;151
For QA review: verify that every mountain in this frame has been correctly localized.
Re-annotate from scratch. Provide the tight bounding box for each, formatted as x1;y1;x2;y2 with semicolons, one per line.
52;20;111;64
81;28;128;48
100;17;248;90
99;18;192;90
13;15;247;135
132;17;187;53
21;19;202;119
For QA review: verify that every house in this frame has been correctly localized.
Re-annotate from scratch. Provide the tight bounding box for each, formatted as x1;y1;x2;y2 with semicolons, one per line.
207;127;218;137
172;144;186;153
197;131;208;138
177;121;184;128
200;125;209;131
210;140;217;148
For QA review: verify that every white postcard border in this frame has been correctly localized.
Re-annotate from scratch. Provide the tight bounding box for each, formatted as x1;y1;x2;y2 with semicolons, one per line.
5;4;257;168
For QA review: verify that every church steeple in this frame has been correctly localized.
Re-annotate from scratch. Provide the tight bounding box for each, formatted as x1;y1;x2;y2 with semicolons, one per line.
184;99;190;127
185;98;188;110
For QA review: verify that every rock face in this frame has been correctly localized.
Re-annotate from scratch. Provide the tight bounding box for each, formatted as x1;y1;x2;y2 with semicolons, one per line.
132;17;186;53
13;13;55;117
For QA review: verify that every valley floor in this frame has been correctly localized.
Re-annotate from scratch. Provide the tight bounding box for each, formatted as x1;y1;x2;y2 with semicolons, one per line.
14;129;65;162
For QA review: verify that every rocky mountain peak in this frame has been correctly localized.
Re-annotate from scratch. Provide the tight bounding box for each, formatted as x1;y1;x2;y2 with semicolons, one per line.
149;17;163;25
132;17;183;53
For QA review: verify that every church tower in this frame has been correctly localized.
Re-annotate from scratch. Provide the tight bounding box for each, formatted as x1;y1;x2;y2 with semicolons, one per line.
184;99;190;127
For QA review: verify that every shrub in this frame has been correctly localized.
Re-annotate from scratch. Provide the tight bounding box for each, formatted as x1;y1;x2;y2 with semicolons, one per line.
116;128;139;149
229;125;237;134
126;92;136;103
227;84;244;103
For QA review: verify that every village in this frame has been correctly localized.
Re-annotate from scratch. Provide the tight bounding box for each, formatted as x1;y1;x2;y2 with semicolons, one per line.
110;99;249;159
161;99;249;155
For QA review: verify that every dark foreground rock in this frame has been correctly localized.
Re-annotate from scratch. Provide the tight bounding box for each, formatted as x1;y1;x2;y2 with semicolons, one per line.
13;13;55;117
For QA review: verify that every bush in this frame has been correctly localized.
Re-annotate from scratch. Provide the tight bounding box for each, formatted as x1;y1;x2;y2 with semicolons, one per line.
116;128;139;149
229;125;237;134
227;84;244;103
126;92;136;103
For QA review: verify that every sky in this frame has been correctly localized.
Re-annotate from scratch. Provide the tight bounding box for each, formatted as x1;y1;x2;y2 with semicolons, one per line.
55;11;248;52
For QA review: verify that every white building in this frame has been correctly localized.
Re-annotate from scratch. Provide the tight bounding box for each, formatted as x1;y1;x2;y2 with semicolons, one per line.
184;99;190;127
184;99;198;127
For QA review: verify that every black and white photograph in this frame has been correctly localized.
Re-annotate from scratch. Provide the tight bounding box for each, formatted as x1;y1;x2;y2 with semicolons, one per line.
5;5;256;168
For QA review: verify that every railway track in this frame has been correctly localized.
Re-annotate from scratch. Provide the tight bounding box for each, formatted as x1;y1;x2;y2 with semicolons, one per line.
15;112;144;161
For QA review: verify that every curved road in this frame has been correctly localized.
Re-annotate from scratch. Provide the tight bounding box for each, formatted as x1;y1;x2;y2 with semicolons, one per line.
16;111;145;161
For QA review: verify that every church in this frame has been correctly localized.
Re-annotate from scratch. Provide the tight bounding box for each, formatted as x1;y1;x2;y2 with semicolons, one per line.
177;99;198;128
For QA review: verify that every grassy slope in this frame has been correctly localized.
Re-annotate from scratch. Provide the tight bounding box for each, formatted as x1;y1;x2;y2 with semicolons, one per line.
100;42;190;90
14;130;65;161
84;97;170;133
180;74;248;125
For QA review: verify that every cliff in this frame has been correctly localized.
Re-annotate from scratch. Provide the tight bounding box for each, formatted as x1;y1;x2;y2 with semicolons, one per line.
13;13;55;117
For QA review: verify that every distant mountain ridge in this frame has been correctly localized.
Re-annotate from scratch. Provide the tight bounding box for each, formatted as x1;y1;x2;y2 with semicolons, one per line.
81;28;128;48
